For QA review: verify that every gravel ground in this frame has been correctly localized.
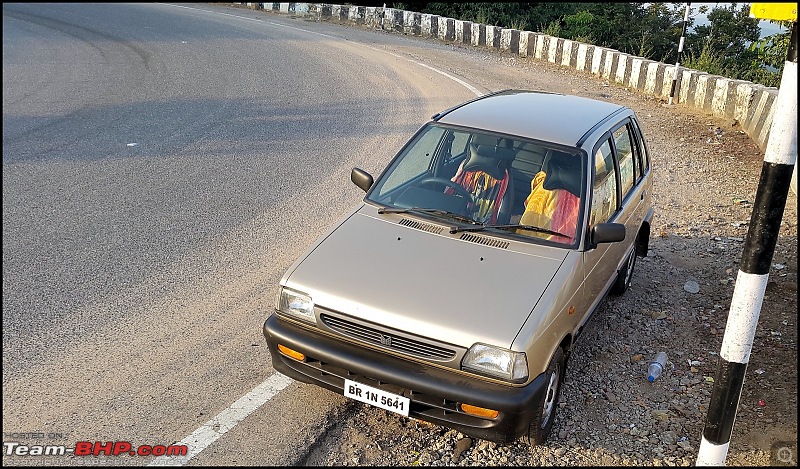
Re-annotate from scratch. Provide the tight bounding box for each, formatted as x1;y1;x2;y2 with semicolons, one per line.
301;99;798;465
248;10;798;467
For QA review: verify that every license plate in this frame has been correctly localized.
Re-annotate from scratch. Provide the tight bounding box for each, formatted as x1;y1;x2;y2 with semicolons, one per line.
344;379;410;417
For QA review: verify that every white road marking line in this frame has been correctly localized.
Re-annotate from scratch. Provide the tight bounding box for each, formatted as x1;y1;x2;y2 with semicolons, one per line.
361;43;482;96
147;373;294;466
162;3;481;95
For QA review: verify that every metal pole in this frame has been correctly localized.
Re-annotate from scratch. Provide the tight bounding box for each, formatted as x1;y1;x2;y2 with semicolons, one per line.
669;3;691;105
696;21;797;466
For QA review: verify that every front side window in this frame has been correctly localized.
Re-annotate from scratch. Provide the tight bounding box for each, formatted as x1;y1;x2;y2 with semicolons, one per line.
375;125;445;198
366;124;585;247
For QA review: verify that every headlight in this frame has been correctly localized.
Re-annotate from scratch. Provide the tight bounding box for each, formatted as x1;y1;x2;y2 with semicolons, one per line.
278;287;316;324
462;343;528;382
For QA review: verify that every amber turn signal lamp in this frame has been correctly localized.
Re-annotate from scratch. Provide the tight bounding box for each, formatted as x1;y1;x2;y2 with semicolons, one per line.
460;403;499;419
278;344;305;361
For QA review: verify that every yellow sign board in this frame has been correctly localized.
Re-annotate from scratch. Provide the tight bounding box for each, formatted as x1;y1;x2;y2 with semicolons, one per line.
750;3;797;21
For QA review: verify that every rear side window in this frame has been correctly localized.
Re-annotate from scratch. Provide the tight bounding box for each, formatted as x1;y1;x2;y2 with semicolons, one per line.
631;118;650;179
612;125;635;198
590;138;617;225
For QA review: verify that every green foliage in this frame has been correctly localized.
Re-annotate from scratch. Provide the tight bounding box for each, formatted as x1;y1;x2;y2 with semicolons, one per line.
683;39;730;77
542;20;561;38
563;10;593;43
749;21;791;67
742;21;791;88
641;2;689;63
407;2;578;31
742;67;782;88
510;17;528;31
682;3;774;85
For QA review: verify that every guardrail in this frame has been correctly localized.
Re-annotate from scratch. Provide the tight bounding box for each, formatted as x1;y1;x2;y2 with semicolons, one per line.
241;2;797;196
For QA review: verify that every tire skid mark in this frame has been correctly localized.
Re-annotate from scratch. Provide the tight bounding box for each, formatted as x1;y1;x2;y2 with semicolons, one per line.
3;6;153;70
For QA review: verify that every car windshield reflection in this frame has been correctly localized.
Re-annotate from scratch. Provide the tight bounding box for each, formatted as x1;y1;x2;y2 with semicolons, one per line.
367;124;585;245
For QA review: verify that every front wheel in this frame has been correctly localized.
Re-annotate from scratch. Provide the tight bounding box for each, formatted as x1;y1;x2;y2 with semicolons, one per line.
527;347;566;445
610;245;637;296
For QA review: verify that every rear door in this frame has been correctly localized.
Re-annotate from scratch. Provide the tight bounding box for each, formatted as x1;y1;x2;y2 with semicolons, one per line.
582;117;648;311
610;118;649;247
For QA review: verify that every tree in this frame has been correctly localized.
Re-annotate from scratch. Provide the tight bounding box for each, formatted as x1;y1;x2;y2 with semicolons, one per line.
638;2;691;63
683;3;761;79
746;20;791;87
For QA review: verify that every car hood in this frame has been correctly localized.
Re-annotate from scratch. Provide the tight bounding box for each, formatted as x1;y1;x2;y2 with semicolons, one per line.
282;205;568;350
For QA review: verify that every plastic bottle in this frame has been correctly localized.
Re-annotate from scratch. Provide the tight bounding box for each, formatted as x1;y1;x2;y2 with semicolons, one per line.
647;352;668;382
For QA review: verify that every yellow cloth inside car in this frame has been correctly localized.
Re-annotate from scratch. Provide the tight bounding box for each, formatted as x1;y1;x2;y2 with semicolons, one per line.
520;171;579;242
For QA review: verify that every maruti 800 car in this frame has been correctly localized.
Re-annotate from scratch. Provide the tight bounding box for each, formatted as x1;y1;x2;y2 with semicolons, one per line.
263;89;653;444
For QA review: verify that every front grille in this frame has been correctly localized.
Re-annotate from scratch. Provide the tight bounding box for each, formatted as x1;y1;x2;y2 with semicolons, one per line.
320;314;456;361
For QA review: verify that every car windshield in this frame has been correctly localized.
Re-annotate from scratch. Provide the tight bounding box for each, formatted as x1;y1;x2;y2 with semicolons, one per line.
366;124;586;246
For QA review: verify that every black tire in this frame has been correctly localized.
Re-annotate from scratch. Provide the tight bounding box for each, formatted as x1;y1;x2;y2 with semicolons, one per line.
528;347;566;445
610;245;637;296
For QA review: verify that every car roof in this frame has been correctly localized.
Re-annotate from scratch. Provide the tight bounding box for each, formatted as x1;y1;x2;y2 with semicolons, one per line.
433;89;628;147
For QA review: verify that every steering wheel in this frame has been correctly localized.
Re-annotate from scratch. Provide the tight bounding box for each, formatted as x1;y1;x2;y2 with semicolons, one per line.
418;177;475;205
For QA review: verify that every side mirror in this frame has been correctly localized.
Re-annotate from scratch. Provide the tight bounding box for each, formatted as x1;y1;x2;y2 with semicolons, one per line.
351;167;374;193
591;222;626;245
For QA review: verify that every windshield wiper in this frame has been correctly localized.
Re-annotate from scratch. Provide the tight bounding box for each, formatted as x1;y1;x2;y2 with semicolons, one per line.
450;223;569;238
378;207;482;226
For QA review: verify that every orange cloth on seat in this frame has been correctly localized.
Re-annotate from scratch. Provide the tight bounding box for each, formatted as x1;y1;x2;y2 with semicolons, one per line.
448;162;508;224
520;171;579;242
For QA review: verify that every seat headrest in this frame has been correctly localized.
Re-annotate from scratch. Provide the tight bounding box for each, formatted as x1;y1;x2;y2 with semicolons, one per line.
472;134;516;149
476;144;515;161
542;150;582;197
462;143;513;180
471;133;500;147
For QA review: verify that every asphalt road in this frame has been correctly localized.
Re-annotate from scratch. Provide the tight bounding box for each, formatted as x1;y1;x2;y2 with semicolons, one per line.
2;3;479;465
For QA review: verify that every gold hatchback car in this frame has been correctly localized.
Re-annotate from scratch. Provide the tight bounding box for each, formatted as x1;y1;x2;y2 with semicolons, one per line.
263;89;654;445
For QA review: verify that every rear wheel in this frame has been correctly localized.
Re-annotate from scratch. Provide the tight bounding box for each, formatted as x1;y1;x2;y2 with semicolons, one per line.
527;347;566;445
610;245;637;296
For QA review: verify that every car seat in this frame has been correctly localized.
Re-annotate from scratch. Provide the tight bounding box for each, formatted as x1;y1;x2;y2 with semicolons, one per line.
521;149;581;241
447;139;515;224
542;150;582;197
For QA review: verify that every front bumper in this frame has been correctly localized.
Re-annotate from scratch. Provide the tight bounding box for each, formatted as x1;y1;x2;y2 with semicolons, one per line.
263;313;548;443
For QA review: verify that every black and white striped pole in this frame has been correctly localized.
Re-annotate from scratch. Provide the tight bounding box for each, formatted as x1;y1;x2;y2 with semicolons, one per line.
696;19;797;467
668;2;691;105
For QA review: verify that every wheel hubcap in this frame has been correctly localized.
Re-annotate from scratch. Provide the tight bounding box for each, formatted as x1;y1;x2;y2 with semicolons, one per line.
541;365;560;428
624;250;635;285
